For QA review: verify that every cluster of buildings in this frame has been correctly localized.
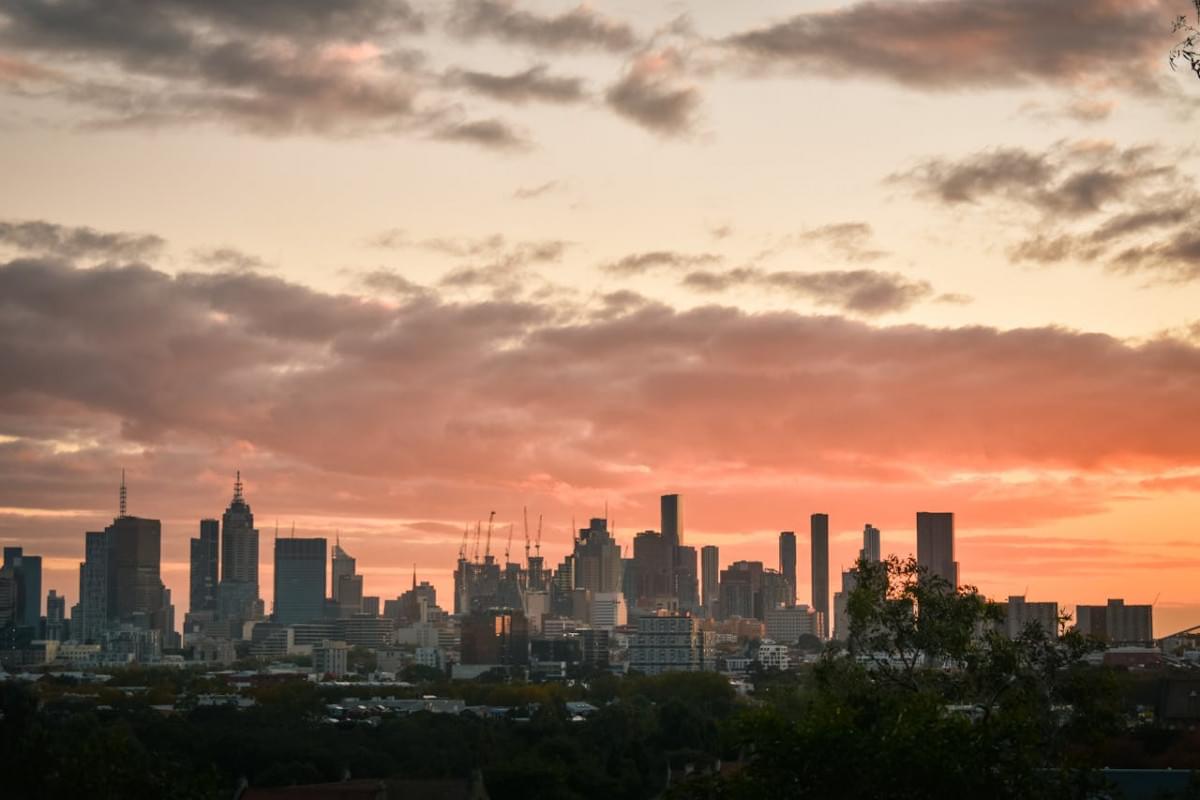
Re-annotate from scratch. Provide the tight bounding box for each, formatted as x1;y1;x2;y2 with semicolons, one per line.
0;480;1160;678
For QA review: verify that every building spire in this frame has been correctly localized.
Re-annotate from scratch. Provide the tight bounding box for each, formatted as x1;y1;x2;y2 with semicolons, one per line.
412;563;417;590
119;469;127;517
232;470;244;503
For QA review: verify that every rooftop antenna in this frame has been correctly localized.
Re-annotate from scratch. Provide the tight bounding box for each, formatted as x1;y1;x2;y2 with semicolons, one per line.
119;469;127;517
233;470;244;503
412;563;417;590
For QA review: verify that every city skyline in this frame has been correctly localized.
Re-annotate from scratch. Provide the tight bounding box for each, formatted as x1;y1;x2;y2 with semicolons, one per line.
2;1;1200;636
3;474;1172;637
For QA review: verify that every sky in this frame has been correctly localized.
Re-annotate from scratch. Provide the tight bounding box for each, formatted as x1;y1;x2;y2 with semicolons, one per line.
2;0;1200;636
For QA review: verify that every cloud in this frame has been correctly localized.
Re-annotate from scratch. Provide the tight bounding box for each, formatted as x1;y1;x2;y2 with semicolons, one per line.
358;269;428;298
893;141;1200;282
722;0;1169;91
447;65;585;104
433;118;531;151
682;267;934;315
605;50;701;135
513;180;560;200
191;246;271;273
798;222;888;262
447;0;638;52
0;219;165;261
601;250;721;276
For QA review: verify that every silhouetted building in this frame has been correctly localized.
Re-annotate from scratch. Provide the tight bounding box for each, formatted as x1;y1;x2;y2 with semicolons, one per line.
274;537;327;625
633;530;673;608
719;560;763;620
916;511;958;587
1076;599;1153;645
1;547;41;630
676;544;699;613
861;524;882;563
997;595;1058;639
461;608;529;666
44;589;67;641
105;513;171;638
765;605;821;644
630;612;713;675
811;514;829;639
218;473;261;622
701;545;719;619
190;519;219;614
779;531;797;606
661;494;683;549
574;518;622;595
77;530;108;642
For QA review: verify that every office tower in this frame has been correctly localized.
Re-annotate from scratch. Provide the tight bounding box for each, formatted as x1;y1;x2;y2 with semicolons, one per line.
2;547;42;630
811;514;830;639
105;514;169;633
701;545;719;618
916;512;958;587
331;541;364;616
675;545;699;613
760;570;791;615
218;472;260;620
765;605;821;644
190;518;219;614
78;530;108;642
718;560;764;620
660;494;683;549
45;589;67;641
997;596;1058;639
461;608;529;665
331;541;356;602
274;537;327;625
779;531;797;606
861;524;881;563
573;518;622;594
633;530;673;608
0;566;14;628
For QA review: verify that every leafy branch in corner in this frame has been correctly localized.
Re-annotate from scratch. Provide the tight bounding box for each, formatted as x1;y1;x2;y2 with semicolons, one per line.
1170;1;1200;78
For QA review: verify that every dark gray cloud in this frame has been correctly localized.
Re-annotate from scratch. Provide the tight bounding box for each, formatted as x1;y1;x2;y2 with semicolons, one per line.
722;0;1168;91
682;267;934;315
359;269;428;298
601;250;721;276
895;141;1200;282
0;219;164;261
447;65;585;104
192;246;271;273
798;222;888;262
448;0;638;52
605;53;700;135
434;118;530;150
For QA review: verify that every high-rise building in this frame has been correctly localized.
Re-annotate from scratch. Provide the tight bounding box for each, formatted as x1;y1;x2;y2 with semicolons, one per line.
45;589;67;641
629;612;714;675
105;514;170;634
997;596;1058;639
573;518;622;595
78;530;108;642
701;545;719;619
218;473;260;621
719;560;764;620
861;524;881;564
660;494;683;549
190;519;219;614
461;608;530;666
1;547;42;630
632;530;673;608
331;541;356;603
779;531;797;606
274;537;327;625
675;545;699;613
810;514;830;639
916;512;958;587
1076;599;1153;645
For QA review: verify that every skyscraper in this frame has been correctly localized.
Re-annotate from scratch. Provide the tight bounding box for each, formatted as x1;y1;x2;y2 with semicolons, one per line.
190;518;219;614
573;518;622;594
1;546;42;630
274;537;327;625
862;524;882;563
701;545;719;619
779;531;797;606
45;589;66;641
105;514;169;633
660;494;683;549
676;545;699;613
218;472;260;621
78;530;108;642
810;514;829;639
916;512;958;587
331;541;363;615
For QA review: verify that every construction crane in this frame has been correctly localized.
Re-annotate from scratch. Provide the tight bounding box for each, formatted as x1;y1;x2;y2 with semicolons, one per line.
504;523;514;563
472;521;482;563
535;514;542;557
484;510;495;560
523;506;531;563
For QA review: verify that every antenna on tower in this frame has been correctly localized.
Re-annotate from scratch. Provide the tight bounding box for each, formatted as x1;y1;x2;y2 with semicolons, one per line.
233;470;244;503
118;469;127;517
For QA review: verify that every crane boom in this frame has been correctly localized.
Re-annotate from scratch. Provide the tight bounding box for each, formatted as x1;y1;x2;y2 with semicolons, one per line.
505;522;514;562
459;525;469;561
523;506;531;562
473;521;481;563
536;514;542;556
484;510;495;559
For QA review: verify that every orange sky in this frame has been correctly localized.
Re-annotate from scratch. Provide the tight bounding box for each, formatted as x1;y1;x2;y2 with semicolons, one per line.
1;0;1199;636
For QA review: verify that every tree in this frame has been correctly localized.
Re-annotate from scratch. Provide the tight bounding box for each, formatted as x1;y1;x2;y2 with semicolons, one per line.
1171;1;1200;78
